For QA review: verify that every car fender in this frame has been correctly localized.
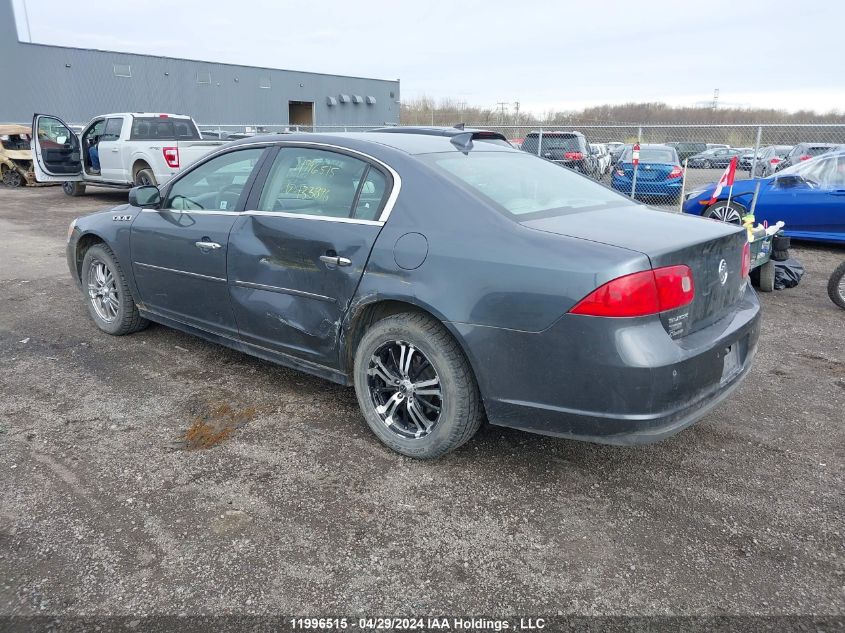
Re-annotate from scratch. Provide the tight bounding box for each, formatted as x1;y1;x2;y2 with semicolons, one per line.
69;205;143;301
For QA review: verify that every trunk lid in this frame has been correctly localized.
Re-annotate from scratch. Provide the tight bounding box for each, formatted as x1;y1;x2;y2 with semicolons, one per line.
523;205;748;338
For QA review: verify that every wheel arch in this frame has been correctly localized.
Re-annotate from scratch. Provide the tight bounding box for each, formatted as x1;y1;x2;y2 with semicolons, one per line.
72;231;108;283
131;158;152;181
341;297;482;390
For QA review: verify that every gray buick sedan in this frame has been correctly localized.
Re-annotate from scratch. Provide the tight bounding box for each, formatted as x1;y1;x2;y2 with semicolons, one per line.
60;130;760;458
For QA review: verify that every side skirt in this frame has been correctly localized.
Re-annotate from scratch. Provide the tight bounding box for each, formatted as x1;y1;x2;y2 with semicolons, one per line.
138;307;350;386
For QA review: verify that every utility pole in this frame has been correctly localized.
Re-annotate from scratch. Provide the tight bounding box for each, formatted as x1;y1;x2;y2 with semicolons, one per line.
712;88;720;111
496;101;508;125
513;100;520;127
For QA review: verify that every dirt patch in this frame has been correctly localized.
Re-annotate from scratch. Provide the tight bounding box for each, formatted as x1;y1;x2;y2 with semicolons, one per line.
173;402;258;450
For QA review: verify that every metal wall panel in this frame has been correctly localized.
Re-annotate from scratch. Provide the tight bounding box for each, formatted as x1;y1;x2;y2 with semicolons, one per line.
0;0;400;126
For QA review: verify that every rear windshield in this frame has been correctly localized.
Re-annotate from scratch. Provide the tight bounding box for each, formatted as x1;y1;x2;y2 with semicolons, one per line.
805;146;834;157
621;148;676;163
130;117;200;141
521;133;580;153
422;151;633;219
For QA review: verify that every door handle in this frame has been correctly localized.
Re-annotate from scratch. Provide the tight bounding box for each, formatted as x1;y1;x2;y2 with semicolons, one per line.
830;190;845;196
111;148;119;152
195;240;221;250
319;255;352;267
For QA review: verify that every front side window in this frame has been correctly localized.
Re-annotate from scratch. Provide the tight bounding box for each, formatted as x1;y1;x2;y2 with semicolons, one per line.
257;147;386;219
165;148;264;211
424;151;633;218
100;118;123;142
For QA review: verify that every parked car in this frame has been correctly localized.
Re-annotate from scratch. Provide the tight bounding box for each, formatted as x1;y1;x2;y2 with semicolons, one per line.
605;141;624;153
611;144;684;201
751;145;793;177
520;130;598;175
610;143;629;165
775;143;840;172
590;143;611;177
666;142;707;164
683;149;845;243
32;112;226;196
65;132;759;458
0;124;35;187
687;147;743;169
368;125;512;147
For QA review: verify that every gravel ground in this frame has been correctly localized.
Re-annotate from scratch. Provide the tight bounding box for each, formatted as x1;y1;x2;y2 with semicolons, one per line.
0;185;843;619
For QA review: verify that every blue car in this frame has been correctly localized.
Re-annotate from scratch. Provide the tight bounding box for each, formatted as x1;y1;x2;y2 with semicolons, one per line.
611;144;684;201
683;149;845;244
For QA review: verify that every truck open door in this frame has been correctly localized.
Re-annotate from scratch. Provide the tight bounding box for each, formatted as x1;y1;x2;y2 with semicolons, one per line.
31;114;83;183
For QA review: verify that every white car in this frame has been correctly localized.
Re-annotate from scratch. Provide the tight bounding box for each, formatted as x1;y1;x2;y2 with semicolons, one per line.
590;143;612;177
32;112;226;196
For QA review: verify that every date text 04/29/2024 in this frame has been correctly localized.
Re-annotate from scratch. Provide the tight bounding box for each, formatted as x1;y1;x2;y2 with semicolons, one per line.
289;617;547;630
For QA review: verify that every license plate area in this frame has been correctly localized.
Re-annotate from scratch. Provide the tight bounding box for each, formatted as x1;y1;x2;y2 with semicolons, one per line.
721;343;741;383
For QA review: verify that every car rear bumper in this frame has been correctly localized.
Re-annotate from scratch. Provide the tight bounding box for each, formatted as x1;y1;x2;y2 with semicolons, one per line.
453;284;761;445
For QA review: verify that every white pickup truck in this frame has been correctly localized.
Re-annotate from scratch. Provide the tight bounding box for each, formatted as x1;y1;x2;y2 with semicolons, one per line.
31;112;226;196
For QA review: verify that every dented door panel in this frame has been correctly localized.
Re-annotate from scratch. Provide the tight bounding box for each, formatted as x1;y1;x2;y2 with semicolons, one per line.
227;213;382;364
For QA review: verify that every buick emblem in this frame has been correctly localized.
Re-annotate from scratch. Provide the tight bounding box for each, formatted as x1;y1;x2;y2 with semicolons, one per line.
718;259;728;285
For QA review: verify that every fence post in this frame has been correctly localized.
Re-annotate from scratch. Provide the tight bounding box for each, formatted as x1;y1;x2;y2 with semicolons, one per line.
537;129;543;157
749;126;762;178
630;127;642;199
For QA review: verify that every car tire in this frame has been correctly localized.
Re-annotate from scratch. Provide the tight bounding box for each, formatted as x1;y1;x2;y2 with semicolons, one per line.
2;167;24;187
63;181;86;197
827;261;845;310
81;243;149;336
134;168;157;187
704;201;745;225
353;312;483;459
757;259;775;292
703;160;713;169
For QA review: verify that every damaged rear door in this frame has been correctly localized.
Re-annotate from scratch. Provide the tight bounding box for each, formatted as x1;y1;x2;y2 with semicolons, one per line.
228;144;394;365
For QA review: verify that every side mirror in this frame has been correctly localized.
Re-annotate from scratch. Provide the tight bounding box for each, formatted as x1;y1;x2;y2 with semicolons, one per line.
129;185;161;208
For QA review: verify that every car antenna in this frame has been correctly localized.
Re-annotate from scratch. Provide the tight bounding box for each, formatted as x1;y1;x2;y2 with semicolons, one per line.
450;131;474;154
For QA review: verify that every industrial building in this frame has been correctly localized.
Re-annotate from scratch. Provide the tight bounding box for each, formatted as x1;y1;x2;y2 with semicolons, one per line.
0;0;400;128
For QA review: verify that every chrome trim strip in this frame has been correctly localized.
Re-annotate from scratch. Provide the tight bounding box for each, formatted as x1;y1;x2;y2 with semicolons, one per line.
139;208;241;216
134;261;226;283
232;280;336;303
242;210;382;225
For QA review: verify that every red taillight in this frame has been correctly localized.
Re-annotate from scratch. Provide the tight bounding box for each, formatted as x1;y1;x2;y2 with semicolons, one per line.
799;155;811;161
569;265;695;318
668;166;683;179
770;157;781;164
741;241;751;278
163;147;179;168
159;114;169;118
564;151;584;160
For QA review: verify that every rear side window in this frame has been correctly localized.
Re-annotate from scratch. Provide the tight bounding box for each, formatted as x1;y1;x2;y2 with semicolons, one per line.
131;117;200;141
257;147;389;219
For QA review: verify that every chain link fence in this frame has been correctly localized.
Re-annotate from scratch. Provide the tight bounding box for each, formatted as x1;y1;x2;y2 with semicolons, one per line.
165;122;845;210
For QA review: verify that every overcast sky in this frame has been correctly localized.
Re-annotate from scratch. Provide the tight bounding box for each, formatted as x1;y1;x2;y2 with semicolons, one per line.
11;0;844;115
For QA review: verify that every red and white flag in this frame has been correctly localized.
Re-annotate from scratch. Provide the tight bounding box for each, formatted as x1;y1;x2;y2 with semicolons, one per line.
708;156;738;205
